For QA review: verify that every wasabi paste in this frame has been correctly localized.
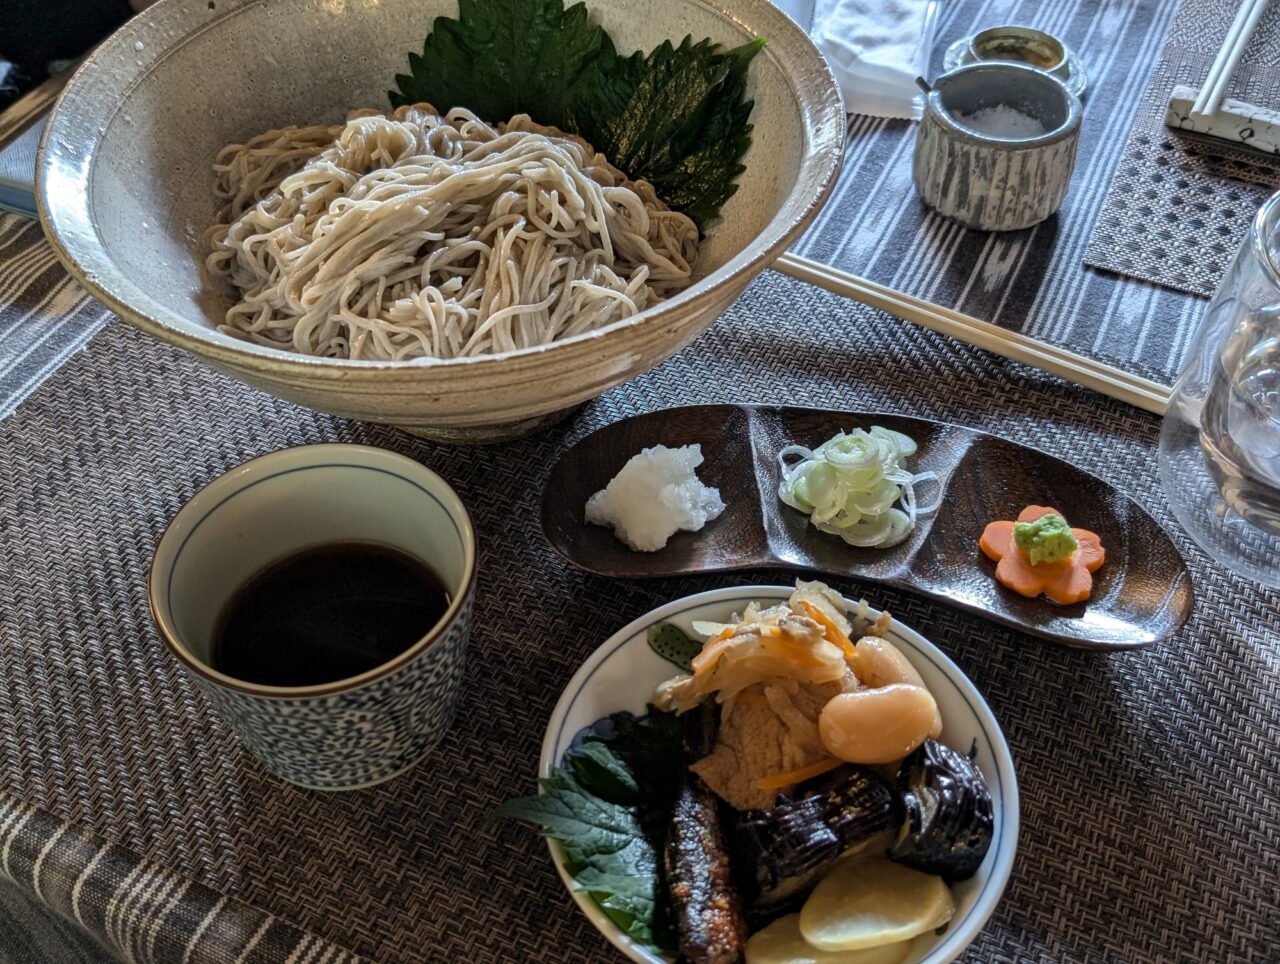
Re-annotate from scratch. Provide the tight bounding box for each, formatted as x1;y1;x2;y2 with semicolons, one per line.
1012;513;1078;566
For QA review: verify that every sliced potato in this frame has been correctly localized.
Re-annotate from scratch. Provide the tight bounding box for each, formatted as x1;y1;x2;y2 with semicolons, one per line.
746;913;913;964
799;858;954;951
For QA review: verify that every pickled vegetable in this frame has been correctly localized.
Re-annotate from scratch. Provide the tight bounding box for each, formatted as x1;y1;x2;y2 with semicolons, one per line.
745;913;913;964
649;622;703;672
733;766;898;912
798;857;954;952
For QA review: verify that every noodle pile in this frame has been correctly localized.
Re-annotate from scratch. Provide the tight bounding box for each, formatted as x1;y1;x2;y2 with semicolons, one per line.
204;104;700;360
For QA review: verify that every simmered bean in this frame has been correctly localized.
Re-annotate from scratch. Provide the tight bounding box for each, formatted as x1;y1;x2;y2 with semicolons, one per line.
818;684;939;764
851;638;943;739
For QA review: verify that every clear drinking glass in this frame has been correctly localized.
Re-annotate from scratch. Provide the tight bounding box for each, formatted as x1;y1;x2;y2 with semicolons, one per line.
1159;188;1280;586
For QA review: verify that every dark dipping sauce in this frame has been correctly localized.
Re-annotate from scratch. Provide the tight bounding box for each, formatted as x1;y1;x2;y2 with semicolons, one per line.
212;542;450;687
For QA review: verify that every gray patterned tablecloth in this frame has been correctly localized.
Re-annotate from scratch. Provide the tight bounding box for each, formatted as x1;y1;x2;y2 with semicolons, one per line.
2;0;1279;958
1;269;1277;963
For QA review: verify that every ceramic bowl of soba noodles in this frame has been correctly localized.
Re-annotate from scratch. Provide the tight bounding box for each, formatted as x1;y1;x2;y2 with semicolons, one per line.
37;0;843;441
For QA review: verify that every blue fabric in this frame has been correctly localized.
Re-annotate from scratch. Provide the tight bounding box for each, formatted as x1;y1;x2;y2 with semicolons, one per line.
0;115;41;218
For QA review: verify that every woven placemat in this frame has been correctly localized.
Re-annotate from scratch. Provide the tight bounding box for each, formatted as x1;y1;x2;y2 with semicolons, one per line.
1;268;1278;961
1084;0;1280;297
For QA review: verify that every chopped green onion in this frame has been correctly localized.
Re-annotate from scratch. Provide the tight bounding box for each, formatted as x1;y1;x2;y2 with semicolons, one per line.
777;428;939;549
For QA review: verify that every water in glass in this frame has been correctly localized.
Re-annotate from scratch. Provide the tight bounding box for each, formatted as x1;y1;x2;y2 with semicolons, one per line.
1158;190;1280;586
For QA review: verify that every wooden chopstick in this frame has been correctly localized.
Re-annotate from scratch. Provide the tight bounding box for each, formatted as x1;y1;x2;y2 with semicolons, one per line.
1191;0;1269;117
773;253;1172;415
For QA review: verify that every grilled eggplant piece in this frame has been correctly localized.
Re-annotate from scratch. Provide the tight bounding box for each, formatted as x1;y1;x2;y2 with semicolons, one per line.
732;765;899;914
888;739;993;882
666;772;749;963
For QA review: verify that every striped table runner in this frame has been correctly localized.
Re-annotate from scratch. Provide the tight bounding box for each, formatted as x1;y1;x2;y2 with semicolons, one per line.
0;215;109;421
794;0;1207;384
0;792;360;963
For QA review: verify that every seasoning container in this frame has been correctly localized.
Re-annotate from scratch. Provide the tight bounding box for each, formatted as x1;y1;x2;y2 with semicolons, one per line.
970;26;1066;72
912;62;1082;232
943;25;1087;97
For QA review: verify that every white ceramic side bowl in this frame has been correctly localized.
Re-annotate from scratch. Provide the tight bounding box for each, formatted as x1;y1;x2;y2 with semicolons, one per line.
38;0;844;442
541;586;1019;963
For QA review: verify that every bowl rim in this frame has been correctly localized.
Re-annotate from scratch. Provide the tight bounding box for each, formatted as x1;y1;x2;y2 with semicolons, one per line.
146;442;478;699
927;62;1082;148
36;0;845;380
537;584;1021;964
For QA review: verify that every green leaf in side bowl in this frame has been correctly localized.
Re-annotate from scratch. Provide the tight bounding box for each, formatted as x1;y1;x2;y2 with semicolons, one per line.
495;709;684;952
646;622;702;672
494;756;663;945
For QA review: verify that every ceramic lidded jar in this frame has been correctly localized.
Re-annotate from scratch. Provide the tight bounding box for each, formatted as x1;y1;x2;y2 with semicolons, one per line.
913;62;1083;231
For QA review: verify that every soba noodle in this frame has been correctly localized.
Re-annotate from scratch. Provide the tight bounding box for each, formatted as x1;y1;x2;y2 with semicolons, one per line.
204;104;700;361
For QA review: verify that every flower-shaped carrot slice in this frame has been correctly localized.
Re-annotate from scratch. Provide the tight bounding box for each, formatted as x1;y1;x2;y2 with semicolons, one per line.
979;505;1106;605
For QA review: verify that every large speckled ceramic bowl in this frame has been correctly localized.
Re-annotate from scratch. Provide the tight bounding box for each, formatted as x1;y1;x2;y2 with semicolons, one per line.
38;0;843;442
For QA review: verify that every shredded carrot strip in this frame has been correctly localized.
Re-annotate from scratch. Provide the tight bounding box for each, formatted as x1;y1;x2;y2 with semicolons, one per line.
690;628;736;674
755;756;844;791
761;632;824;668
800;601;857;660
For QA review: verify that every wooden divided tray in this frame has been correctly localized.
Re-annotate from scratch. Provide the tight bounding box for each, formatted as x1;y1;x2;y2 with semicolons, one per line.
541;405;1194;650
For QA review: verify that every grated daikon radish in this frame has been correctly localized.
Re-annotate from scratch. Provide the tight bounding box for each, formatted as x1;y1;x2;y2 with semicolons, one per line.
586;444;725;551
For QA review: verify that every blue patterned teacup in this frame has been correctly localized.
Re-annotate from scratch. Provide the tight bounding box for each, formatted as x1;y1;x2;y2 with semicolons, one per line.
148;444;476;790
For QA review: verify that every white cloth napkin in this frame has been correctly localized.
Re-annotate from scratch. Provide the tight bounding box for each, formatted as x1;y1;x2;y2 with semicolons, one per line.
811;0;936;119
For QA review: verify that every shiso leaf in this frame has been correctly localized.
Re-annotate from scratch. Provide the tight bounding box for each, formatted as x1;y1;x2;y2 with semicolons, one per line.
567;739;639;802
647;622;702;672
389;0;762;232
494;768;643;859
495;709;684;951
494;758;662;945
581;36;762;233
575;866;660;922
583;709;686;805
388;0;620;132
